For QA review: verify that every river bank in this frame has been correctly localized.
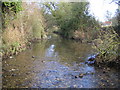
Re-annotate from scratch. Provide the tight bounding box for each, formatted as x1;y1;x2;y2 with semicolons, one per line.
53;30;120;69
85;54;120;69
1;37;49;60
1;2;47;60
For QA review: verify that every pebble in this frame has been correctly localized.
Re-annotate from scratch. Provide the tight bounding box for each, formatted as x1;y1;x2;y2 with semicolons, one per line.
102;83;105;86
32;56;35;58
107;80;109;82
12;69;16;71
103;71;106;73
4;61;6;63
41;60;45;63
107;68;110;71
25;78;27;80
11;74;17;76
88;57;95;61
9;69;16;72
101;79;107;82
111;83;114;86
55;78;61;81
79;74;84;78
73;85;77;88
75;76;78;78
80;85;83;88
9;56;13;59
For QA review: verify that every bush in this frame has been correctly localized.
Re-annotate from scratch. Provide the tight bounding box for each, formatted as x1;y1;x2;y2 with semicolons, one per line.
2;1;22;13
93;27;120;63
2;1;23;27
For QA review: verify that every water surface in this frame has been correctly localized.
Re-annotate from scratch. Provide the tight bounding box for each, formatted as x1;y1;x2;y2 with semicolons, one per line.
2;35;119;88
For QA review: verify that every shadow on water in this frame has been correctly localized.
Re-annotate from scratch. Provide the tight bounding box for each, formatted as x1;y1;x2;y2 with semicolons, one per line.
2;34;119;88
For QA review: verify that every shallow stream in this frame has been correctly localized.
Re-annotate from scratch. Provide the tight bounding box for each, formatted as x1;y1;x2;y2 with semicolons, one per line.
2;35;119;88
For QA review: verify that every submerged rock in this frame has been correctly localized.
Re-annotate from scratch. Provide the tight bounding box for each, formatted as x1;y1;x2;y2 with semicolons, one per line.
85;54;98;65
75;76;78;78
103;71;106;73
41;60;45;63
9;56;13;59
107;68;110;71
9;69;16;72
85;59;96;65
74;73;85;78
11;74;17;77
88;57;95;61
79;73;84;78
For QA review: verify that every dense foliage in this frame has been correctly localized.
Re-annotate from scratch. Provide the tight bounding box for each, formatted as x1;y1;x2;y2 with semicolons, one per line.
1;2;47;59
43;2;99;38
2;1;22;27
94;27;120;63
2;1;22;13
93;0;120;65
42;1;120;66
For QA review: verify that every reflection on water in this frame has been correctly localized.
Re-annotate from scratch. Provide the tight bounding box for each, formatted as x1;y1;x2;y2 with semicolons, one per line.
46;44;55;57
2;35;119;88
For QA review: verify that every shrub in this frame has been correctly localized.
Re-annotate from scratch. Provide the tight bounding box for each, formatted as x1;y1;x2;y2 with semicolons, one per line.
2;1;22;14
93;27;120;63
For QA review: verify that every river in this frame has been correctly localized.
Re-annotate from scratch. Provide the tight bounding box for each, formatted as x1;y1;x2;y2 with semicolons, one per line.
2;34;119;88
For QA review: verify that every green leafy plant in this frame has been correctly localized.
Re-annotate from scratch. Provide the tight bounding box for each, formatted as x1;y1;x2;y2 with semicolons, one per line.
94;27;120;62
2;1;22;13
2;0;23;27
43;2;99;39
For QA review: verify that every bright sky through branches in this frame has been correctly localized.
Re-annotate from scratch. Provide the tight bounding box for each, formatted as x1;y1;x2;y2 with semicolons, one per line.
89;0;118;22
2;0;118;22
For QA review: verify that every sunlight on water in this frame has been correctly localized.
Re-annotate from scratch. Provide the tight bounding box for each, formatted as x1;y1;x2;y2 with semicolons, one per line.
45;44;55;57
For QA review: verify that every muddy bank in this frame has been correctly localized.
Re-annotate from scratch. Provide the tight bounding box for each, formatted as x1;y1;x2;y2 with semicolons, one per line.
2;37;48;60
1;42;30;60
